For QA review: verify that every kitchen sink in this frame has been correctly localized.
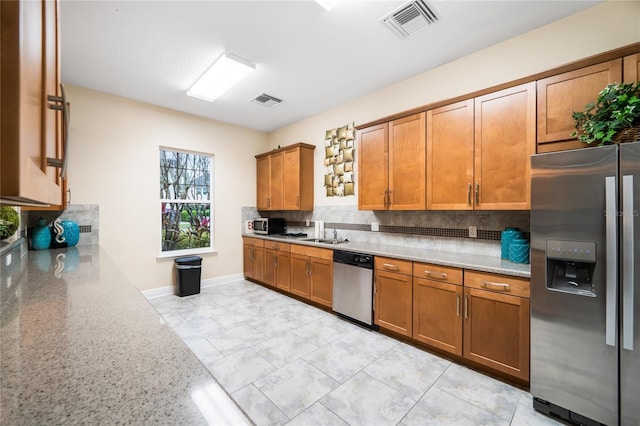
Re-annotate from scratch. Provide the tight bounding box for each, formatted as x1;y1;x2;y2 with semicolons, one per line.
301;238;348;245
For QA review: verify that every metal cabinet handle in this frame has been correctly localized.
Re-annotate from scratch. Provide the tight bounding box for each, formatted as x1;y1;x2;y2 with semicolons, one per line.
456;294;460;317
383;263;399;271
605;176;618;347
475;182;479;205
273;254;278;268
467;183;471;206
296;195;300;207
481;281;510;290
388;189;392;207
424;270;448;280
47;83;70;179
464;295;469;318
622;175;634;351
306;260;311;276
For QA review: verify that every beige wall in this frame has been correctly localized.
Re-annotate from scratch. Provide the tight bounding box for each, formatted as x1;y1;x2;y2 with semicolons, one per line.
269;0;640;208
65;85;269;291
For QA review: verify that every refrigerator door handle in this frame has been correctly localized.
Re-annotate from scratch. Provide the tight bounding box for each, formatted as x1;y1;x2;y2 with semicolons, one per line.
622;175;634;351
605;176;618;347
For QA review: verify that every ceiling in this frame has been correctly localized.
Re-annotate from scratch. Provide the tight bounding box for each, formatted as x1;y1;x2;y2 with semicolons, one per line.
60;0;601;132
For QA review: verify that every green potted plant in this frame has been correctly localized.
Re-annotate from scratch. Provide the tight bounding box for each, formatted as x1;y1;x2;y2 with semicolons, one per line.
571;81;640;146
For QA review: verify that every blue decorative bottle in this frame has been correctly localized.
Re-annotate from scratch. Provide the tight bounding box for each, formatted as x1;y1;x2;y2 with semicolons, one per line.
31;217;51;250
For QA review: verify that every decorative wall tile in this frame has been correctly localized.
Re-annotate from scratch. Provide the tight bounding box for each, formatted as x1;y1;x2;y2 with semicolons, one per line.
324;123;355;197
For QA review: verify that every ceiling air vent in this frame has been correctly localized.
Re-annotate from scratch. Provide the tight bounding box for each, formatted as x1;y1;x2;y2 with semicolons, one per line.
251;93;283;108
381;0;438;39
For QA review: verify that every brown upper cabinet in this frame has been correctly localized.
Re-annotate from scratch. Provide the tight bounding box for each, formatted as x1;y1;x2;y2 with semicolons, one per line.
358;112;426;210
427;83;535;210
624;53;640;83
1;0;67;207
256;143;315;211
537;59;623;153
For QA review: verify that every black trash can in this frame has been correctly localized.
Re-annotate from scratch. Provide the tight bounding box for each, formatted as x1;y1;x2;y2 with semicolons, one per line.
174;256;202;297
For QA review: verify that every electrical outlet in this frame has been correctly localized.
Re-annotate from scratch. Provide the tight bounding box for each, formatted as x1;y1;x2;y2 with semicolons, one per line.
371;222;379;232
469;225;477;238
305;219;310;226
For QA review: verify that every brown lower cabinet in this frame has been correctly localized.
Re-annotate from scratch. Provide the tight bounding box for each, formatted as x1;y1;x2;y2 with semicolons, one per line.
289;244;333;307
242;237;265;281
412;262;464;356
263;241;291;291
374;257;413;337
463;271;530;381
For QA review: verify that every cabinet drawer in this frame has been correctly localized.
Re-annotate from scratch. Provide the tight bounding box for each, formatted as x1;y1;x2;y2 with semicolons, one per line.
464;271;530;298
243;237;264;248
264;241;290;251
375;257;412;275
413;262;462;285
290;244;333;260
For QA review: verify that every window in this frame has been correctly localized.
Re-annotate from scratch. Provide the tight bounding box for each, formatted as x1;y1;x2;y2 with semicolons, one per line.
160;148;214;256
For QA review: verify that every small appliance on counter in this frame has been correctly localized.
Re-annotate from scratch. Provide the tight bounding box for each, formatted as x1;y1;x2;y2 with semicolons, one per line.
252;217;285;235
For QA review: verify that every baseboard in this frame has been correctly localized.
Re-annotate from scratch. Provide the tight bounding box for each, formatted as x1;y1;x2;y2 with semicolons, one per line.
141;273;245;299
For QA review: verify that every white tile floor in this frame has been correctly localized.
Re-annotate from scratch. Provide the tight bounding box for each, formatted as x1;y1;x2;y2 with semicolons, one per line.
148;280;561;426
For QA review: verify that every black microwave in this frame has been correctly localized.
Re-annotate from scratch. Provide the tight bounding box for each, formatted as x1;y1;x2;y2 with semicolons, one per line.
253;218;285;235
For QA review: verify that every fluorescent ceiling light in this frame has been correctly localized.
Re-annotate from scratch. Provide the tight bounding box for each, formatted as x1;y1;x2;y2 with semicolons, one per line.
187;52;255;102
314;0;343;11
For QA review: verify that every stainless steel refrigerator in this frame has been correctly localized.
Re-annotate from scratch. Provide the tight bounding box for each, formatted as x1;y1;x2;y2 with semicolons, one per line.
530;141;640;426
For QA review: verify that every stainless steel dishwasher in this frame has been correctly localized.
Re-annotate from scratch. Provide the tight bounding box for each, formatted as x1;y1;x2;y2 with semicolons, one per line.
332;250;376;329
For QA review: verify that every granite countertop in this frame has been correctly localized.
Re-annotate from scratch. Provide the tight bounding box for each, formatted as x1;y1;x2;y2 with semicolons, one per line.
244;234;531;278
0;241;244;425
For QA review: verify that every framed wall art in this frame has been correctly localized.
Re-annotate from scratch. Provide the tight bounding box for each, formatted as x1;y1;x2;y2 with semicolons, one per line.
324;122;355;197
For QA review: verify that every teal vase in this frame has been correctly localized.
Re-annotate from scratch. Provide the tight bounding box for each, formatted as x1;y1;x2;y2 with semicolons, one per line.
509;238;530;264
51;219;80;248
31;218;51;250
501;227;522;260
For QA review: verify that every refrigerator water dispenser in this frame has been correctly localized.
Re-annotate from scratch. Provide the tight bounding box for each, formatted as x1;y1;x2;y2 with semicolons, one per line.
546;240;596;297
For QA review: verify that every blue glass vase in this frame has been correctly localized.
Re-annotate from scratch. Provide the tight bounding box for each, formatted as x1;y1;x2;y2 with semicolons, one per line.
31;217;51;250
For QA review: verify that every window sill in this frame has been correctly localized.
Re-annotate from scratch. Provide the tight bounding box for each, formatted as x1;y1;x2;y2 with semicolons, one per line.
157;247;218;260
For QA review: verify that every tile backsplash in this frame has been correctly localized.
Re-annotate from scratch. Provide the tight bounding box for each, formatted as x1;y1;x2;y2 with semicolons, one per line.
242;206;530;257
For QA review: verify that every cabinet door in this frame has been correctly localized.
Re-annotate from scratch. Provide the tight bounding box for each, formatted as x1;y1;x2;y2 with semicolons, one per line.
283;147;301;210
309;257;333;308
275;251;291;291
413;278;462;356
624;53;640;83
427;100;474;210
269;151;284;210
463;287;530;381
283;145;315;211
242;244;255;278
263;249;277;287
253;246;265;282
474;82;535;210
256;155;270;210
1;0;63;206
374;270;412;337
290;253;310;299
358;123;388;210
537;59;622;151
389;113;426;210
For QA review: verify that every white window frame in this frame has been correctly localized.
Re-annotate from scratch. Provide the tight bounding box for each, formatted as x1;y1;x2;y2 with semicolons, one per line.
158;147;216;259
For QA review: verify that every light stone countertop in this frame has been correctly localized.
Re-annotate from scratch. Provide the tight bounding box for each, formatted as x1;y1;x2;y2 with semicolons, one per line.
244;234;531;278
0;241;247;425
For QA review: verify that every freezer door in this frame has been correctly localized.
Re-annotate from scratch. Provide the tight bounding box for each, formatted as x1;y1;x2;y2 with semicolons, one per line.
530;145;618;426
620;141;640;426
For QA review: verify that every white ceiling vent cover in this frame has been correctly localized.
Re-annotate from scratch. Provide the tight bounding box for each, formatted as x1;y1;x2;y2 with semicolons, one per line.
381;0;438;39
251;93;283;108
